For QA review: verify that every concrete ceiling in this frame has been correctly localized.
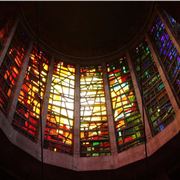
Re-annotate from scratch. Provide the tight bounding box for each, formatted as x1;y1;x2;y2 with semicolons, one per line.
1;2;180;59
20;1;154;58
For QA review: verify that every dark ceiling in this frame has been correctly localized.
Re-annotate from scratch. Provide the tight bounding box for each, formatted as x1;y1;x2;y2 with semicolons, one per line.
20;1;154;58
1;2;180;59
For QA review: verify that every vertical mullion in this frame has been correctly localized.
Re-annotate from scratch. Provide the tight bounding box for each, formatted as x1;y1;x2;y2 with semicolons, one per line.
102;63;118;156
38;57;55;143
8;41;33;123
73;64;80;168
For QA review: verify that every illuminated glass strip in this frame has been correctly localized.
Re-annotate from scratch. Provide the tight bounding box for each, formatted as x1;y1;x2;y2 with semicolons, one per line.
12;47;49;141
0;18;13;55
149;16;180;105
44;62;75;154
107;57;144;152
132;41;175;135
0;24;30;114
80;66;111;157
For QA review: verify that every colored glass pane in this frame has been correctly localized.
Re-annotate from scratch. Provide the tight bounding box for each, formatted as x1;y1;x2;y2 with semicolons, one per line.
107;57;144;152
0;24;30;114
80;66;110;157
132;41;175;135
44;62;75;154
13;47;49;141
163;11;178;31
149;16;180;105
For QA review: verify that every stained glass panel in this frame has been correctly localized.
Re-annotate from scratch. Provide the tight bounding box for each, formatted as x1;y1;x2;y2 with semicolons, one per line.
132;41;175;135
149;16;180;105
163;11;179;32
80;66;111;157
12;47;49;141
0;24;30;114
107;57;144;152
44;62;75;154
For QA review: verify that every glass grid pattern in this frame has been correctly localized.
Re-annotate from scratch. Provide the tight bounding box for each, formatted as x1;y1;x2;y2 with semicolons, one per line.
44;62;75;154
80;66;111;157
107;57;144;152
132;41;175;135
0;11;178;158
0;24;29;114
149;16;180;104
12;47;49;141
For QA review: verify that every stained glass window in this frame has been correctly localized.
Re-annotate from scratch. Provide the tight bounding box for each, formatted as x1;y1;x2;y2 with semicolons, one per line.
107;57;144;152
80;66;111;157
44;62;75;154
132;41;175;135
163;11;179;33
12;47;49;141
0;24;30;114
149;16;180;105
